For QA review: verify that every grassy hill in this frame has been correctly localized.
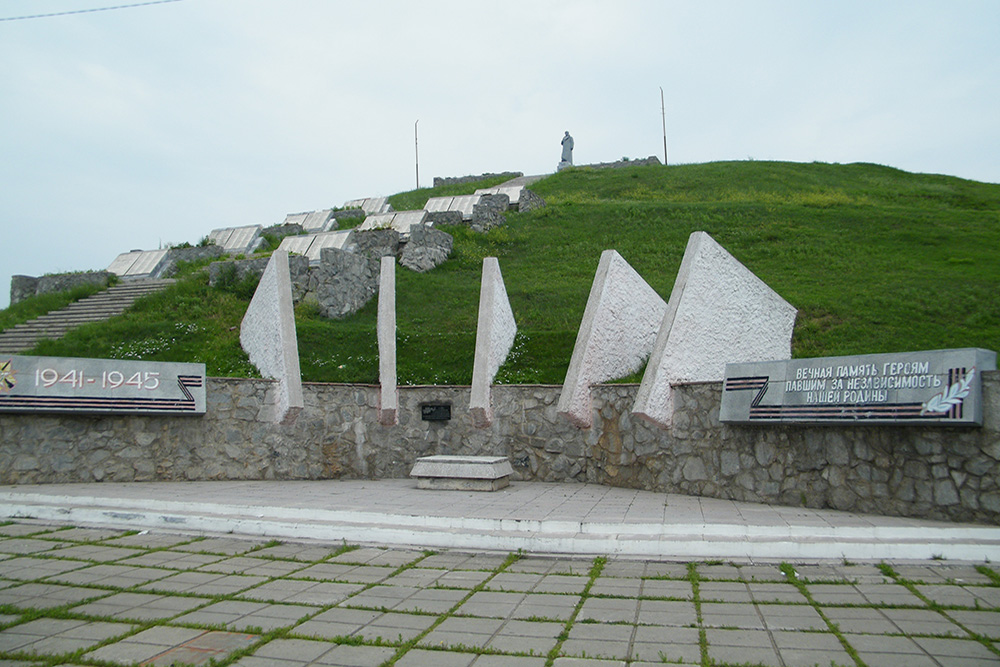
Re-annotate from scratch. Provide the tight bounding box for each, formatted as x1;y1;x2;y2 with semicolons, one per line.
16;160;1000;385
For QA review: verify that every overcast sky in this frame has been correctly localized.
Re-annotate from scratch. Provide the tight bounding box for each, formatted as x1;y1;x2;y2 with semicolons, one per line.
2;0;998;309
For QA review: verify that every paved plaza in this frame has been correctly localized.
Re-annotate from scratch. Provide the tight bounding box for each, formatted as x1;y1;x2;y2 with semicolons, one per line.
1;510;999;666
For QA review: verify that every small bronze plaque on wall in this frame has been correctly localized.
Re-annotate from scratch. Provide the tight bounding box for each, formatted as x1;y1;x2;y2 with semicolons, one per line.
421;403;451;421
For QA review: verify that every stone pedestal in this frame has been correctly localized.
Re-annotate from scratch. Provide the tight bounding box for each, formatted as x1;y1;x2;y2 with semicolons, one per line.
409;455;513;491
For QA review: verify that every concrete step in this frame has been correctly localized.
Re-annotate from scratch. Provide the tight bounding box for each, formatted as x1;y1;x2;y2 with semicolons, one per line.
0;279;174;353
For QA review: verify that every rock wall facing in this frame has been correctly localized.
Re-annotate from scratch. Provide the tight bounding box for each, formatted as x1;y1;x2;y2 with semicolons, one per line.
2;373;998;525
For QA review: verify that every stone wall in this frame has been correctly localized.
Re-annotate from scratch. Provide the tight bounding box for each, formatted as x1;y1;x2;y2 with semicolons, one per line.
584;156;663;170
10;271;113;306
432;172;522;188
2;372;998;525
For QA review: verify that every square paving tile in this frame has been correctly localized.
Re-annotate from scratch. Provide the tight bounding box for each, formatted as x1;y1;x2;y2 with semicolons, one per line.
197;555;309;577
291;562;394;584
881;608;969;637
0;524;60;538
707;643;780;666
917;584;992;607
242;579;365;606
101;532;196;549
945;609;1000;638
805;583;869;605
291;607;382;640
0;582;109;610
89;627;257;665
698;581;752;603
911;636;999;661
356;611;437;644
44;544;142;563
631;625;700;663
73;591;211;621
576;597;637;623
0;618;134;657
636;599;697;627
395;587;468;614
173;537;266;555
758;604;827;631
562;623;633;659
456;591;525;619
699;602;764;630
0;556;90;580
247;543;338;562
120;549;225;569
855;582;924;605
45;563;174;587
328;547;424;568
0;539;69;555
590;577;642;597
140;570;267;596
746;582;808;603
486;573;545;592
42;527;128;542
639;579;692;599
822;606;898;634
174;599;316;631
395;647;478;667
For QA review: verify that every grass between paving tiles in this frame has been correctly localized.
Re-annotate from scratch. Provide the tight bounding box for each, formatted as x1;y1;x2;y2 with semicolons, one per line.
0;527;370;665
876;561;1000;660
3;527;1000;667
779;563;866;667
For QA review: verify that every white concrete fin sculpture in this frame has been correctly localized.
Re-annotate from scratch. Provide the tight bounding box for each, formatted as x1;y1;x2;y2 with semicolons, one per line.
633;231;798;429
240;250;304;425
470;258;517;428
557;250;667;428
377;256;398;426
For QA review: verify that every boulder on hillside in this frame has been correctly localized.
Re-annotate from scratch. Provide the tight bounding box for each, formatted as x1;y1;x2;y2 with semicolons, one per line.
400;225;453;273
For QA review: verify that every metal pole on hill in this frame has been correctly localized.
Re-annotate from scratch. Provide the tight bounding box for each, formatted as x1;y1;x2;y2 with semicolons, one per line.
660;87;668;166
414;119;420;189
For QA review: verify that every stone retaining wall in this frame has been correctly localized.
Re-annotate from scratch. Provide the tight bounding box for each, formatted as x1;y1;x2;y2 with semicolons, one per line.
432;172;522;188
2;373;998;525
10;272;113;306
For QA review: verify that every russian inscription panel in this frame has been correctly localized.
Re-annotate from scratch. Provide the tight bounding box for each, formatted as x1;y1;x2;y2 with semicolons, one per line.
721;348;996;425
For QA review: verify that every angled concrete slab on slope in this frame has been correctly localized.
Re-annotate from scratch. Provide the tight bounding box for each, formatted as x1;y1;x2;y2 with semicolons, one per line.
239;250;303;425
634;231;797;429
557;250;667;428
106;250;169;279
357;210;429;236
344;196;391;215
470;258;517;427
377;256;398;426
209;225;264;255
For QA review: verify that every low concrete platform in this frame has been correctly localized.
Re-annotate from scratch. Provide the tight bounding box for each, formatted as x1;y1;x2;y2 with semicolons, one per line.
410;455;514;491
1;479;998;561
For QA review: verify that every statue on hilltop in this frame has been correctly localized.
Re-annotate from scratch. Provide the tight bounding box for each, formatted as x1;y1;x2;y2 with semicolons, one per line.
558;131;574;171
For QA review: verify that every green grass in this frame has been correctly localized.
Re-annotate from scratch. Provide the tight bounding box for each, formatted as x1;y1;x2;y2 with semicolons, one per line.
5;160;999;383
0;282;107;333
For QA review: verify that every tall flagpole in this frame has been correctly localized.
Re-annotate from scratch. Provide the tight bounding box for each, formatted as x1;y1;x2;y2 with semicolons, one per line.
414;120;420;189
660;87;668;166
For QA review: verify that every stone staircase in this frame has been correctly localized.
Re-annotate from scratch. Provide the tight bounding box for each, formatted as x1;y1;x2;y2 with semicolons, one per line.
0;279;174;354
